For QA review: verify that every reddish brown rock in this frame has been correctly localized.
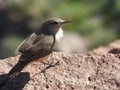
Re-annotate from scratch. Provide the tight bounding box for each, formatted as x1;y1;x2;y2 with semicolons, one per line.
0;40;120;90
88;40;120;55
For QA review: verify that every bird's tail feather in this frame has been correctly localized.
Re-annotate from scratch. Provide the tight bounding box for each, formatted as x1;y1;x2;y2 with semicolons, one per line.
8;60;29;78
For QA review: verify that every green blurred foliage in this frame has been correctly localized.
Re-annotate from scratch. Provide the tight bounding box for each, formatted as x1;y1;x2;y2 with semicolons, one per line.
0;0;120;58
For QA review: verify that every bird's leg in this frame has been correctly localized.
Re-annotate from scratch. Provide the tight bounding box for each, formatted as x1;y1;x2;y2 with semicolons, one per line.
41;52;60;72
42;60;60;73
31;60;59;78
42;52;60;66
41;61;60;72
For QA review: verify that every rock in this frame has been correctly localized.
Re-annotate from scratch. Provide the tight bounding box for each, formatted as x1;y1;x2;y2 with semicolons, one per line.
0;40;120;90
88;40;120;55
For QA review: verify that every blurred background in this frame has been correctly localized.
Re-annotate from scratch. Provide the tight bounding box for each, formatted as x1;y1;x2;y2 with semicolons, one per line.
0;0;120;58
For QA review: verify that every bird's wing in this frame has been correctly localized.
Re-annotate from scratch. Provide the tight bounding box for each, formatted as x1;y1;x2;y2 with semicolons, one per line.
15;33;54;55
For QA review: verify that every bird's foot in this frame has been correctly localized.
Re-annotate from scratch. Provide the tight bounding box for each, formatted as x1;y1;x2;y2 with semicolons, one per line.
41;61;60;73
42;60;59;67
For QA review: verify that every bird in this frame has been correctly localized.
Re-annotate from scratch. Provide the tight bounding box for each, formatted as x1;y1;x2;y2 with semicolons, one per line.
7;18;72;76
15;18;72;60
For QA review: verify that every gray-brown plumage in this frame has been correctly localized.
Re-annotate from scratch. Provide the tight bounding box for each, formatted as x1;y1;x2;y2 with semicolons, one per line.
15;18;72;59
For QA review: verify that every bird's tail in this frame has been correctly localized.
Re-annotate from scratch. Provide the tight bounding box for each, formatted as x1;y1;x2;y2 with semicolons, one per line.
8;60;29;78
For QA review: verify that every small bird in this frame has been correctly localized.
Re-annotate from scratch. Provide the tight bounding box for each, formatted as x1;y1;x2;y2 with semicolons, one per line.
0;18;72;86
15;18;72;60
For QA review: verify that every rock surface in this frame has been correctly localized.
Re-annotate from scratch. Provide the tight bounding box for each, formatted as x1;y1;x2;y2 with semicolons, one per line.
88;40;120;55
0;40;120;90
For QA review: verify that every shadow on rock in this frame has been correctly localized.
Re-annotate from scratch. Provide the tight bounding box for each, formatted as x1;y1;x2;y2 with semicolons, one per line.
0;72;30;90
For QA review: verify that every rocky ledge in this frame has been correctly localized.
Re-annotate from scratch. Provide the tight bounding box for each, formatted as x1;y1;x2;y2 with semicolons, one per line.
0;40;120;90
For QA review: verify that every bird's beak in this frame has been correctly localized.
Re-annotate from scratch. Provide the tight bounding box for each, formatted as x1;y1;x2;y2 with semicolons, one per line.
61;20;73;25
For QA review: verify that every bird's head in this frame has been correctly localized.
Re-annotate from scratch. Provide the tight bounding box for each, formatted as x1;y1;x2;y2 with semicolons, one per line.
40;18;73;35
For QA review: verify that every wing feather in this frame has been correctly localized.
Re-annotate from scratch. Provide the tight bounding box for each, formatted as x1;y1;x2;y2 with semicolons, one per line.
15;33;54;55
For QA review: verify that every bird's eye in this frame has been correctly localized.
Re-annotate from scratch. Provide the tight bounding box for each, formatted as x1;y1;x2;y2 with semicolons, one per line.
53;22;58;25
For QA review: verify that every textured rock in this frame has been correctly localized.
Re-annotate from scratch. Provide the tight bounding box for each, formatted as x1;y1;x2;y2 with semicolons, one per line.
88;40;120;55
0;40;120;90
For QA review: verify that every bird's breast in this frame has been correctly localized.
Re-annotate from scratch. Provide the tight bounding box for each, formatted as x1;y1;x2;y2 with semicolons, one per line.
55;28;63;42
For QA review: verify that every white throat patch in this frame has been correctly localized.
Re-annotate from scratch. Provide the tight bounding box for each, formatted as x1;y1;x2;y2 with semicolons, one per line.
55;28;63;41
